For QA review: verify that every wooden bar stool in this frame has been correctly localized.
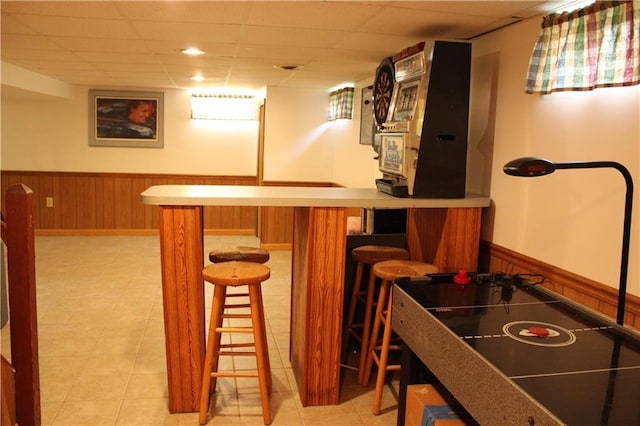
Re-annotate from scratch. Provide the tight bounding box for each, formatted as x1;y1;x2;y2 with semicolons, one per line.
199;261;272;425
341;245;409;382
361;259;438;415
209;246;270;264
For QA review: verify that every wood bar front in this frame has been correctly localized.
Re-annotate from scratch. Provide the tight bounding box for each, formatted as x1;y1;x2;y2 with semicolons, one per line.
141;185;490;412
158;206;205;413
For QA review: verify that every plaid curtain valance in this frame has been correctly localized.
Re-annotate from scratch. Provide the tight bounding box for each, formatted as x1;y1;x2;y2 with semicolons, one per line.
526;1;640;94
328;87;354;120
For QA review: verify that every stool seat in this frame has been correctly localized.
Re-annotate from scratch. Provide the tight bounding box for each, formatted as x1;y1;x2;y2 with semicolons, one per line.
372;259;438;281
351;245;409;264
202;261;271;285
199;261;272;425
209;246;270;264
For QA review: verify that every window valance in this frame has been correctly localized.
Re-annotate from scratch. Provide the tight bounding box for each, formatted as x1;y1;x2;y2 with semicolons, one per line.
526;1;640;94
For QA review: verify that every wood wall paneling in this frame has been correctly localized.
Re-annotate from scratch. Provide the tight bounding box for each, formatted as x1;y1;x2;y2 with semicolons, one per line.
480;241;640;330
0;171;258;234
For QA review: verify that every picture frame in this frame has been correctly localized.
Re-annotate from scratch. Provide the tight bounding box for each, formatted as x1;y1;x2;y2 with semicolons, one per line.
89;90;164;148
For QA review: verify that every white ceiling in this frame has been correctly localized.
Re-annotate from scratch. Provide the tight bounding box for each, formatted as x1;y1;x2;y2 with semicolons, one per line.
1;1;570;94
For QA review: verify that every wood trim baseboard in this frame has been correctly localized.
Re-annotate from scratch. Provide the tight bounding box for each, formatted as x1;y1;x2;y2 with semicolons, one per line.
480;240;640;330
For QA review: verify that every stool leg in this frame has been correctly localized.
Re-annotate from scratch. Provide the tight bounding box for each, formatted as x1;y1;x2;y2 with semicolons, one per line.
199;284;227;425
255;282;272;393
361;279;390;386
248;283;272;425
342;261;364;363
372;291;394;415
357;269;378;384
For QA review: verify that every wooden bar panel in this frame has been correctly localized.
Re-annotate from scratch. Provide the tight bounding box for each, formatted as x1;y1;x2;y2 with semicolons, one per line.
158;206;205;413
291;206;347;406
406;207;482;272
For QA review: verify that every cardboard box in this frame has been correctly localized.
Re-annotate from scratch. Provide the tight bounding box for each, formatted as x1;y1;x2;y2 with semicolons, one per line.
405;384;475;426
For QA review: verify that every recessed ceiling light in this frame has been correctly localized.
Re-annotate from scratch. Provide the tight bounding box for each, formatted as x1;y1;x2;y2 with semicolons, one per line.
191;75;206;82
274;65;302;71
182;48;205;56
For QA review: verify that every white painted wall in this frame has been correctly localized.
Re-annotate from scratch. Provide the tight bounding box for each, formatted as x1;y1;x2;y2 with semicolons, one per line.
470;18;640;296
331;78;382;188
261;85;380;186
1;86;259;175
262;86;334;182
1;80;380;184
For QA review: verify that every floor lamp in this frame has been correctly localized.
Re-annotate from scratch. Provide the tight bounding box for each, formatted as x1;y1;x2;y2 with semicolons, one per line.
503;156;634;326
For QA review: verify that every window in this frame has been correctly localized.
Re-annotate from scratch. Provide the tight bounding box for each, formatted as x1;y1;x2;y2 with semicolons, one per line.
328;87;354;120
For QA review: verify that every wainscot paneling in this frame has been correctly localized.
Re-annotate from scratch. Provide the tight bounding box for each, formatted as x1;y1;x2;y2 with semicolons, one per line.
258;181;360;250
0;171;258;235
480;240;640;330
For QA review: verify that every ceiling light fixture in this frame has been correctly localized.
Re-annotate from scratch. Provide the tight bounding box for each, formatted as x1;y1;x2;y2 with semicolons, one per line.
182;48;205;56
274;65;302;71
191;75;206;82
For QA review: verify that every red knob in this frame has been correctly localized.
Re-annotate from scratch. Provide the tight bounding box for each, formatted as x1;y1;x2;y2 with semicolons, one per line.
454;269;471;285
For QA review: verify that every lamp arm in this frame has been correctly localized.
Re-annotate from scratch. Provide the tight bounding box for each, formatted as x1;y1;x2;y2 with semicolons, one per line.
556;161;634;325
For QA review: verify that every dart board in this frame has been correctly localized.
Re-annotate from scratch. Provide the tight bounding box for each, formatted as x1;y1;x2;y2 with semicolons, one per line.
373;57;395;127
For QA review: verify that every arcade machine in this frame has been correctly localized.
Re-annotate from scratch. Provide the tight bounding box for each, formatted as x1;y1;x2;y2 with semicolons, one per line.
373;40;471;198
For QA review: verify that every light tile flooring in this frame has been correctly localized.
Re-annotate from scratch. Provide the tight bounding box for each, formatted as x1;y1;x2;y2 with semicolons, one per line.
1;235;399;425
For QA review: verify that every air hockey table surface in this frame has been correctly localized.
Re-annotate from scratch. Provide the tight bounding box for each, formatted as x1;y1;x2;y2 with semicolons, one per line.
392;275;640;425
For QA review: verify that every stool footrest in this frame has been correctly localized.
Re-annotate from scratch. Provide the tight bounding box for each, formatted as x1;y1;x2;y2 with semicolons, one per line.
220;342;255;349
218;350;257;356
226;293;249;297
222;313;251;319
216;326;254;333
211;371;259;378
224;303;251;308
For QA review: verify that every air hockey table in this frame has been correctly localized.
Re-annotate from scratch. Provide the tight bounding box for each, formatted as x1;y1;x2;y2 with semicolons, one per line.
392;274;640;425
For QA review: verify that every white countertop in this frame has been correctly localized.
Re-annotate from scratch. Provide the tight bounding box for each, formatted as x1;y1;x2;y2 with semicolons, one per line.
141;185;490;208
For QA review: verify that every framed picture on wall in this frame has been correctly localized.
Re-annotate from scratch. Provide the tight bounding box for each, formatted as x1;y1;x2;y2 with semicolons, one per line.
89;90;164;148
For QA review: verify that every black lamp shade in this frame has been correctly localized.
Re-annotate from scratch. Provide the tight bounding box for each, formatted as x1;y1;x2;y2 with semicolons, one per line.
503;157;556;177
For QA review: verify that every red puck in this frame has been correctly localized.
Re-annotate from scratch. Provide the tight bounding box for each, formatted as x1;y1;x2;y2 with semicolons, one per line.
529;326;549;337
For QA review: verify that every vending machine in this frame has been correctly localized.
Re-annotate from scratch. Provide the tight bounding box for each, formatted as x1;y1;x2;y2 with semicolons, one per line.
373;40;471;198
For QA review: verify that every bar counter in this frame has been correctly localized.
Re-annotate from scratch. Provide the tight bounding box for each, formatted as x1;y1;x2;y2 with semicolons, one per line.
141;185;490;413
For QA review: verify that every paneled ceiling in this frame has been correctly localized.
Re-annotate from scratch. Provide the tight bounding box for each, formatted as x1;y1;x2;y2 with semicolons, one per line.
1;1;572;93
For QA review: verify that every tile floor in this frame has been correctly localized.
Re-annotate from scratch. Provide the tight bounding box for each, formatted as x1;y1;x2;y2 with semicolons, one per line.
1;235;399;425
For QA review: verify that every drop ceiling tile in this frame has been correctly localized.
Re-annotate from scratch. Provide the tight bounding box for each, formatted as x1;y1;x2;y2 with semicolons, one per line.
117;1;251;24
0;1;123;19
245;1;382;31
130;21;242;43
239;26;346;48
8;14;138;39
1;33;62;50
